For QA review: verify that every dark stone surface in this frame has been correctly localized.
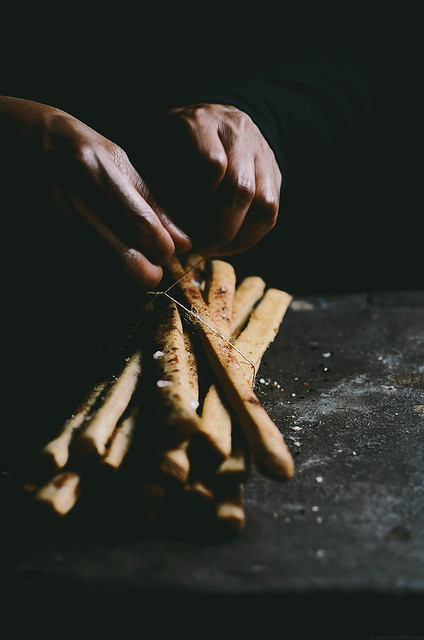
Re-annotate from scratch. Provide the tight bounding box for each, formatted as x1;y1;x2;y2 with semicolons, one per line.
1;290;423;636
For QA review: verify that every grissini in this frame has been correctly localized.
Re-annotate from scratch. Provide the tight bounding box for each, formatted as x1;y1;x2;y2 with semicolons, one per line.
197;273;267;462
204;259;236;335
102;403;138;469
35;471;82;516
157;324;200;483
152;296;201;444
41;380;107;469
76;349;142;456
166;254;294;480
215;484;245;534
230;276;266;338
234;287;292;386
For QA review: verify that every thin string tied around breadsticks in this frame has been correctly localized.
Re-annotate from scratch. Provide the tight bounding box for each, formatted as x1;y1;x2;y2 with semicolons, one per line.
147;257;257;379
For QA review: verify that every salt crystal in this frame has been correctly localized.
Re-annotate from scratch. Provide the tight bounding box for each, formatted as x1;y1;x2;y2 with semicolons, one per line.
259;378;266;384
157;380;172;388
322;352;331;358
153;351;164;359
190;400;200;410
315;476;324;483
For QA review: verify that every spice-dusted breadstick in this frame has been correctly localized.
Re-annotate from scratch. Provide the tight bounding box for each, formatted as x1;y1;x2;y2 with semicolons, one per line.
35;471;82;516
152;296;201;444
204;259;236;334
102;403;138;469
197;273;266;462
157;324;199;482
190;259;236;464
41;380;107;469
166;254;294;480
76;349;142;456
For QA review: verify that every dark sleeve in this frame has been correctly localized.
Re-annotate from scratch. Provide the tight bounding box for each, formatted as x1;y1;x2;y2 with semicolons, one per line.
167;51;370;178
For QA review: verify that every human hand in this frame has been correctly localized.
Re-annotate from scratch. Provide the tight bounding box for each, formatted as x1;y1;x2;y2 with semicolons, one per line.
147;103;282;256
1;97;191;288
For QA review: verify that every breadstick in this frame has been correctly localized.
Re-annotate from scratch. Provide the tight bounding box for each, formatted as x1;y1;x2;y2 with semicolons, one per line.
166;254;294;480
156;324;199;482
230;276;266;338
235;288;292;385
184;480;215;501
158;442;190;484
214;447;248;484
152;296;201;444
215;484;245;534
197;273;266;462
188;259;236;464
35;471;82;516
41;380;107;469
102;403;138;469
204;259;236;334
76;349;142;456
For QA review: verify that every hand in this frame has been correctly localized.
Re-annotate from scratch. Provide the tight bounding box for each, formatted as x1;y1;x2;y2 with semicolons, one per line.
147;103;282;256
1;97;192;287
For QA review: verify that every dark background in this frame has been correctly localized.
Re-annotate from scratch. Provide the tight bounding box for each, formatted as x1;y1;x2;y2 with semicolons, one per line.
2;2;422;297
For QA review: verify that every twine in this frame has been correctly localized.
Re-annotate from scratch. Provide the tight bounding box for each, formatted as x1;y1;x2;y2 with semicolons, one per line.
148;257;257;378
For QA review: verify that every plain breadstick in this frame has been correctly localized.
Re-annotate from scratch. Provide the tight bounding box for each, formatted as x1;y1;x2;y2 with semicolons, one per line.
41;380;107;469
166;254;294;480
102;403;138;469
35;471;82;516
230;276;266;338
158;442;190;484
215;484;245;534
214;447;249;484
235;288;292;385
76;350;142;456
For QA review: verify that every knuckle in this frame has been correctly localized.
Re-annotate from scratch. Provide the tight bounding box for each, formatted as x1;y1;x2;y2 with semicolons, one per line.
234;174;255;201
73;141;98;169
155;240;175;265
254;190;279;227
236;111;252;132
204;150;227;180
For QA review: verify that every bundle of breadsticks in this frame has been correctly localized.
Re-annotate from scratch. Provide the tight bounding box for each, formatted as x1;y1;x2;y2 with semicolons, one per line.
28;254;294;536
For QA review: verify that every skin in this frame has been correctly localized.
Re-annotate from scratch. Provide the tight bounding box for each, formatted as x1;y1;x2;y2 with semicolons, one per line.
1;96;281;287
146;103;282;257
